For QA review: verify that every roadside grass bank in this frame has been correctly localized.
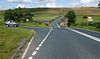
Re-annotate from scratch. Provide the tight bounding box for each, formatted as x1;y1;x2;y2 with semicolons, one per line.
0;15;4;26
70;15;100;32
20;22;48;28
0;27;33;59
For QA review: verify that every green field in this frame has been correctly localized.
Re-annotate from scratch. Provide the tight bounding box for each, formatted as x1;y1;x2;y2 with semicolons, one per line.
70;15;100;31
0;27;33;59
33;13;59;20
21;13;59;27
0;15;4;26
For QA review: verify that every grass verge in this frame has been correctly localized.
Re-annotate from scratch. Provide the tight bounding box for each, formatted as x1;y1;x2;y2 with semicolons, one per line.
70;15;100;32
20;22;48;28
0;27;33;59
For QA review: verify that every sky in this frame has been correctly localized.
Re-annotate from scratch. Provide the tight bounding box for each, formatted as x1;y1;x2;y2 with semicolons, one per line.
0;0;99;10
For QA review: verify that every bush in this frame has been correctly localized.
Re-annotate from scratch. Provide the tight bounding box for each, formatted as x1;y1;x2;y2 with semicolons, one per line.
4;8;33;22
83;16;88;19
95;22;100;28
64;10;76;26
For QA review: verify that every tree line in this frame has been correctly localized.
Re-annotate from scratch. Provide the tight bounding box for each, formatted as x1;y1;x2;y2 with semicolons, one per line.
4;7;33;22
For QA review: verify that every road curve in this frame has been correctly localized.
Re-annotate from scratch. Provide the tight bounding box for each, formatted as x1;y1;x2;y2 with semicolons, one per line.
31;28;100;59
21;16;100;59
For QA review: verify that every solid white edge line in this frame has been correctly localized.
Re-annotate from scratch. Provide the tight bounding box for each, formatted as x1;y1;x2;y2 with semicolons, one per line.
21;32;35;59
28;57;33;59
68;28;100;42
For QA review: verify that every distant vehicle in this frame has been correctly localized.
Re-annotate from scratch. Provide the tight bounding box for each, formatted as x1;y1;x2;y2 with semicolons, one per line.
5;20;19;27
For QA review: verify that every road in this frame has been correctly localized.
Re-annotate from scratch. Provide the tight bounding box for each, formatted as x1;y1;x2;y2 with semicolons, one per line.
21;16;100;59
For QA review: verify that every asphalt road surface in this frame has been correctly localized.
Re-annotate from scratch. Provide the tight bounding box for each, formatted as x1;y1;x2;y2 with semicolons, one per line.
21;16;100;59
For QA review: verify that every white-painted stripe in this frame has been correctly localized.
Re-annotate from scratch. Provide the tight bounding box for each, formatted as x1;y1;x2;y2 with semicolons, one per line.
32;51;37;56
76;28;100;33
38;43;42;47
38;41;44;47
68;28;100;42
28;57;33;59
21;33;35;59
42;39;46;43
38;28;52;47
35;47;40;51
57;24;61;28
32;28;53;56
51;27;53;30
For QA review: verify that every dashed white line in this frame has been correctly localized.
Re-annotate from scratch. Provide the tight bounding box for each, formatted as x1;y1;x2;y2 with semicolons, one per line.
32;28;53;57
57;24;61;28
68;28;100;42
35;47;40;51
32;51;37;56
38;43;42;47
28;57;33;59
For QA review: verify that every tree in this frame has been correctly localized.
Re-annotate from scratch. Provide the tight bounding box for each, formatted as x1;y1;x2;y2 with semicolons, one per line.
24;13;34;22
4;9;15;21
4;8;33;22
98;1;100;8
64;10;76;27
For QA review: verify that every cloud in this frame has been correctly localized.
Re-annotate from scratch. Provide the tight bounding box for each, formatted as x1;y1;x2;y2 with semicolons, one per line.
46;3;56;7
16;4;25;8
46;3;63;8
79;0;99;7
37;0;63;8
16;4;31;8
80;0;93;3
7;0;32;3
68;0;99;7
38;0;56;2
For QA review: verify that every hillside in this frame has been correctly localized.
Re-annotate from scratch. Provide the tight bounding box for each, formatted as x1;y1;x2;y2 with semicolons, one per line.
0;7;100;16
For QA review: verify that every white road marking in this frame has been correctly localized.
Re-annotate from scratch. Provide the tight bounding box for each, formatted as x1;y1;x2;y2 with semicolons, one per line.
32;51;37;56
51;27;53;30
68;28;100;42
38;39;46;47
32;28;53;56
38;27;53;47
75;28;100;33
35;47;40;51
28;57;33;59
21;33;35;59
38;43;42;47
57;24;61;28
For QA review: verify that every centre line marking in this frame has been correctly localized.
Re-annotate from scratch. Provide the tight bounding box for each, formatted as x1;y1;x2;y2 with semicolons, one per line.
32;51;37;56
32;28;53;56
36;47;40;51
28;57;33;59
57;24;61;28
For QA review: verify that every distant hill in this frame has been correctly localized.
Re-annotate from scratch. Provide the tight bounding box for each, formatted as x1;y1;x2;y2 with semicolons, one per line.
0;7;100;15
0;10;5;15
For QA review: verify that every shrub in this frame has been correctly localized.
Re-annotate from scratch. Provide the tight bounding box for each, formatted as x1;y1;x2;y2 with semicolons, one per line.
64;10;76;26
